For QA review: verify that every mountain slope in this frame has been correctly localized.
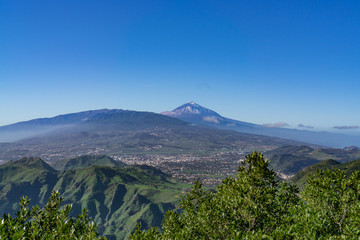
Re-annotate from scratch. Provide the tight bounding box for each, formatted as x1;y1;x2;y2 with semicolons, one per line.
0;110;298;162
291;158;360;189
55;165;181;239
0;157;57;182
0;157;58;212
291;159;341;189
162;101;224;121
162;101;257;129
162;102;360;148
0;109;124;142
0;156;187;239
52;155;127;171
264;145;360;175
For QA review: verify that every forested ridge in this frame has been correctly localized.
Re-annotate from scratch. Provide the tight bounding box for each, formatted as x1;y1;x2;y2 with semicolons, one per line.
2;152;360;239
130;152;360;239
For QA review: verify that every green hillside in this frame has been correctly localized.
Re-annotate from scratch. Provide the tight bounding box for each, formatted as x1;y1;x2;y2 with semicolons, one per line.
337;159;360;174
0;157;58;213
52;155;127;171
265;145;360;175
0;156;187;239
130;152;360;239
290;159;341;189
291;158;360;189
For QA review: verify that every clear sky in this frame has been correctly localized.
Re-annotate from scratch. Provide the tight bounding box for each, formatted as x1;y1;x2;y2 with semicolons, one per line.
0;0;359;134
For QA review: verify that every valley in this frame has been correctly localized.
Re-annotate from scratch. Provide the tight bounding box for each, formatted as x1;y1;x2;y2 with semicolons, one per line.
2;2;359;237
1;105;359;187
0;107;302;188
1;104;360;238
0;156;189;239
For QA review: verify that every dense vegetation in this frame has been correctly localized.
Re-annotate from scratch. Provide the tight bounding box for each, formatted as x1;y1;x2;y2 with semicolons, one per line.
52;154;127;171
0;191;105;239
130;152;360;239
2;152;360;239
265;145;360;175
292;158;360;189
0;156;186;239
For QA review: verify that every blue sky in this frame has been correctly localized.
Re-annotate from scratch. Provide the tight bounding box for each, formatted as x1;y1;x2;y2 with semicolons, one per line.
0;0;359;134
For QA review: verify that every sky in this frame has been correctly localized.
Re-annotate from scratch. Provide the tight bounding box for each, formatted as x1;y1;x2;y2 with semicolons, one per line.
0;0;359;134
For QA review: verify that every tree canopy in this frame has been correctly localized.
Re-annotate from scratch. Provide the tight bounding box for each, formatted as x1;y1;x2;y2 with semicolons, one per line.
130;151;360;239
0;191;106;240
2;151;360;239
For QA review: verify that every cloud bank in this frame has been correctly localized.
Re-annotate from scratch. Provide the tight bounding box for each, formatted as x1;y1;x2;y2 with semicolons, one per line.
334;125;359;130
202;116;220;124
298;124;314;129
262;122;289;128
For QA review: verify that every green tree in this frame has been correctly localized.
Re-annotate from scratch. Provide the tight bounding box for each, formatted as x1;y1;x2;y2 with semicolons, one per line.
130;152;360;239
0;191;106;239
293;169;360;239
130;151;300;239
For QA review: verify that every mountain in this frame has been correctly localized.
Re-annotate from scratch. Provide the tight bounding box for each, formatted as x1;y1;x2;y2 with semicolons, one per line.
0;109;299;162
265;145;319;175
0;109;124;142
290;159;341;189
162;101;257;129
291;158;360;189
51;155;127;171
0;157;59;212
0;156;187;239
264;145;360;175
162;101;225;122
162;102;360;148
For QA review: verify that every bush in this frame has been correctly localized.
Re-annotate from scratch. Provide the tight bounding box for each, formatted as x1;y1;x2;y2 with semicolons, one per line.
0;191;106;239
130;151;300;239
130;151;360;239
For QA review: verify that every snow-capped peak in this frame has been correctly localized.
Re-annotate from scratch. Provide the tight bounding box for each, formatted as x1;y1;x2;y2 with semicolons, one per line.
161;102;222;118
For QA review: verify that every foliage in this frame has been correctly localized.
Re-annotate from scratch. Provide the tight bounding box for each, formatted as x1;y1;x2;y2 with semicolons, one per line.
52;155;126;171
291;158;360;189
266;145;360;175
0;191;106;239
3;152;360;239
296;169;360;238
0;157;185;239
130;151;300;239
130;151;360;239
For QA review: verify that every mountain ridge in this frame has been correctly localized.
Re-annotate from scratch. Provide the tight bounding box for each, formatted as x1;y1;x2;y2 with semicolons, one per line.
264;145;360;175
0;109;301;162
162;102;360;148
2;102;359;148
0;155;186;239
52;155;127;171
291;158;360;189
0;109;124;142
